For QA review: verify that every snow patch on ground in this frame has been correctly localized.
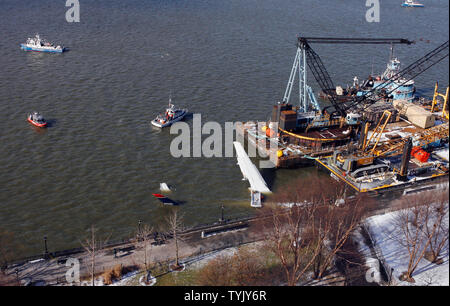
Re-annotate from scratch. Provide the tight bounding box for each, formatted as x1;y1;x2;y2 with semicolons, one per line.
182;246;241;270
364;208;449;286
138;275;156;286
79;270;141;286
109;271;141;286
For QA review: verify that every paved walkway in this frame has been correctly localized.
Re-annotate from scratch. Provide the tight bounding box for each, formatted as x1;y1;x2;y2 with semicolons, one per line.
6;219;262;285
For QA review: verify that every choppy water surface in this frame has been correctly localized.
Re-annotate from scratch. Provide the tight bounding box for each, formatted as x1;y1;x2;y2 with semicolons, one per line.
0;0;448;256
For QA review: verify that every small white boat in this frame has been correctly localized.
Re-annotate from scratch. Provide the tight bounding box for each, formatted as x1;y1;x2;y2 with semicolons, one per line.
401;0;424;7
20;34;65;53
151;98;187;128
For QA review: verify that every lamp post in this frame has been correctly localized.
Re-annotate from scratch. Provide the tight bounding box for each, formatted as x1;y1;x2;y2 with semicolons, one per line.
43;236;48;259
138;220;142;241
220;204;225;223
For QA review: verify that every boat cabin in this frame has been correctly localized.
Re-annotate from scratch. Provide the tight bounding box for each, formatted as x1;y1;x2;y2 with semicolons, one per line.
30;112;45;123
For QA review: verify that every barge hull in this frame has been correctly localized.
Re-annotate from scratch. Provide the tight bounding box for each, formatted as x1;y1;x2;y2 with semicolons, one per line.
315;157;448;194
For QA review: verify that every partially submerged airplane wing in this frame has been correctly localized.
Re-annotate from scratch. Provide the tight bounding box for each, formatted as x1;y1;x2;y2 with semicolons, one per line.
152;193;178;205
233;142;271;194
160;182;171;192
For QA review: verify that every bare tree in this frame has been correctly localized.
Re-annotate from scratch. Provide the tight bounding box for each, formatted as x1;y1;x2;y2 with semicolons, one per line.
313;196;367;279
81;225;109;286
394;193;436;282
165;208;185;269
135;223;153;282
421;189;449;264
0;230;24;286
258;174;368;285
260;202;328;286
0;230;16;272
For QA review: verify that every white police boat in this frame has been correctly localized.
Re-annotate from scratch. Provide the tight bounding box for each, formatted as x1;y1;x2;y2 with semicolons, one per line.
401;0;424;8
20;34;65;53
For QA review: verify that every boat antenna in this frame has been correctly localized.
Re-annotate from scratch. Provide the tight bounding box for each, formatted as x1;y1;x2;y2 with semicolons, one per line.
389;42;394;61
371;58;374;76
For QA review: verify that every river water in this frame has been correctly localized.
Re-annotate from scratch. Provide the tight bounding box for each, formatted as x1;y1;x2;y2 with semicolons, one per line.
0;0;448;257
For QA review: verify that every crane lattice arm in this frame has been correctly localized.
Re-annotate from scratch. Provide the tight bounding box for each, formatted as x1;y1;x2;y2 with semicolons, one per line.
296;37;449;117
346;40;450;112
362;110;392;155
296;37;414;116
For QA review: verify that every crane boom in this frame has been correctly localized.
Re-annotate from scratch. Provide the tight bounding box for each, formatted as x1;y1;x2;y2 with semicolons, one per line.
297;37;414;116
296;36;449;117
300;38;414;45
345;40;450;112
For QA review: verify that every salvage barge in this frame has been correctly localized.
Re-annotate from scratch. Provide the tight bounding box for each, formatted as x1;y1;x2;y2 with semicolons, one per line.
236;115;356;168
315;120;449;193
237;36;449;194
237;100;449;193
315;153;448;193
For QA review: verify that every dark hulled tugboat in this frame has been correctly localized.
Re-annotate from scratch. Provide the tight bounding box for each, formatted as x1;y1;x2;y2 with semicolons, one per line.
151;97;188;128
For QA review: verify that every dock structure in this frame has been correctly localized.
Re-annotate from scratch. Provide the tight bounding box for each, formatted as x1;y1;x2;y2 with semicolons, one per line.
316;157;448;193
233;141;271;207
236;121;354;168
236;115;449;194
315;120;449;193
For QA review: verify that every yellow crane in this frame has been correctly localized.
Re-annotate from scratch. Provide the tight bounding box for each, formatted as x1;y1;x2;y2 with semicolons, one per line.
332;112;448;173
431;82;449;120
333;111;392;170
361;110;392;156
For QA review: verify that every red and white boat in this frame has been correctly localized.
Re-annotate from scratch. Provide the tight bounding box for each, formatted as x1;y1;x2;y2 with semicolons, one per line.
27;112;47;128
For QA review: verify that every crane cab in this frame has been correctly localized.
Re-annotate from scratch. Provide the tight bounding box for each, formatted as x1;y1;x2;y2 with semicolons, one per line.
345;112;361;125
